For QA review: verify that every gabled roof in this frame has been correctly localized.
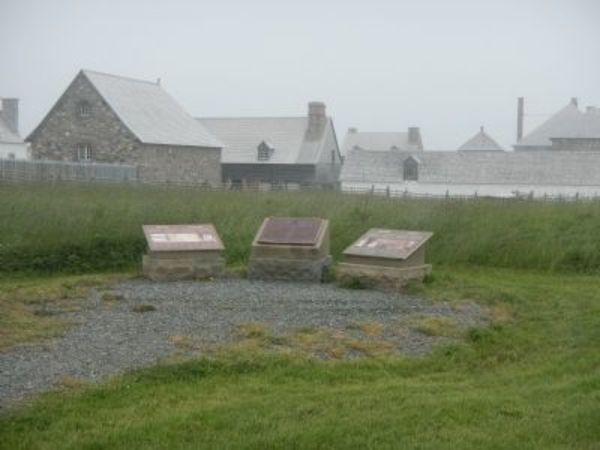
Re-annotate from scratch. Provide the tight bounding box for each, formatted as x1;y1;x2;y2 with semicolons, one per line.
82;70;222;148
341;148;600;186
458;127;504;151
549;107;600;139
198;116;335;164
341;131;420;154
515;101;583;148
28;70;222;148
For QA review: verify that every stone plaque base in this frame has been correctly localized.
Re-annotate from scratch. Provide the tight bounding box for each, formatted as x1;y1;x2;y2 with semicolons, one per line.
336;262;431;291
142;254;225;281
248;256;332;282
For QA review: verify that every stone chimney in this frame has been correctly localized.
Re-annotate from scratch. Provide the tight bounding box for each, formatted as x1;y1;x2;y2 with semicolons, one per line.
407;126;423;150
517;97;524;141
0;98;19;134
306;101;327;140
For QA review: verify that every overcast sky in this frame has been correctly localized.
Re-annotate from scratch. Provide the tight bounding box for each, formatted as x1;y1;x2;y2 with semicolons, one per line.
1;0;599;149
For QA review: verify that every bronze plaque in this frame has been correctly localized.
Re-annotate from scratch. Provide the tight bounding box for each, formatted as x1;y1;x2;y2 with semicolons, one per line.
143;224;224;253
343;229;433;260
257;217;324;246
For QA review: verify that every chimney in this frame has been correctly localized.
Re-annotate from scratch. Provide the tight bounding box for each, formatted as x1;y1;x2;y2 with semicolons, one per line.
306;101;327;140
1;98;19;135
571;97;578;107
517;97;524;142
407;126;423;150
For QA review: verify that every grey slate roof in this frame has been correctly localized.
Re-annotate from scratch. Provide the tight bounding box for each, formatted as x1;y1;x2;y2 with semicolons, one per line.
458;127;504;151
198;117;333;164
341;148;600;186
341;131;419;154
83;70;222;148
515;101;600;148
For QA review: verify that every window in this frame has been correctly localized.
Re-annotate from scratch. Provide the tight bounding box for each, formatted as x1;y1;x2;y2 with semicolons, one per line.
7;153;15;160
76;143;93;162
77;101;91;118
403;157;419;181
257;141;274;161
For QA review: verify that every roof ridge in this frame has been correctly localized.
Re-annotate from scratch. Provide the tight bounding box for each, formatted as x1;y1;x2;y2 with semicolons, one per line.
197;116;307;120
82;69;159;86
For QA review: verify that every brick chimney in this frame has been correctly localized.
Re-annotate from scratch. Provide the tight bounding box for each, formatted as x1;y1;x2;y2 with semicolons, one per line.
306;101;327;140
407;126;423;150
1;98;19;135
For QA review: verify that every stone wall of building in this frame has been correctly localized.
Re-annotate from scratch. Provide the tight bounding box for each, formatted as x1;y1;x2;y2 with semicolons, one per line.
27;72;222;185
139;144;221;185
550;138;600;151
28;72;142;163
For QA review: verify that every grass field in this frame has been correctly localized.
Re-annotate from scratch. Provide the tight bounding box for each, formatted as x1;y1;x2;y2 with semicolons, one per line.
1;183;600;274
0;184;599;449
0;267;599;449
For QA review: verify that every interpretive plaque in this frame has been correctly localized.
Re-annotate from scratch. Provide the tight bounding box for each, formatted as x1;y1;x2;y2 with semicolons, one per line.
257;218;324;246
143;225;223;253
337;229;433;291
343;229;432;260
249;217;331;282
142;224;225;281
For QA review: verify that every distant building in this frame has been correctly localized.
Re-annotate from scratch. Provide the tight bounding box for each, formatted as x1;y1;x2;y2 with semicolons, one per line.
458;126;504;152
341;126;423;155
515;98;600;152
0;98;29;160
341;147;600;197
27;70;223;185
198;102;342;187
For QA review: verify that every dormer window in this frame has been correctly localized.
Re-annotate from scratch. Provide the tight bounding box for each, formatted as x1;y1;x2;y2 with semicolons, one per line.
257;141;275;161
77;100;91;118
403;156;419;181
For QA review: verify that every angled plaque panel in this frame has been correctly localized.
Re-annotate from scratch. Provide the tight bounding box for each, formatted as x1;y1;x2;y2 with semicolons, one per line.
143;224;224;253
257;217;324;246
343;229;433;260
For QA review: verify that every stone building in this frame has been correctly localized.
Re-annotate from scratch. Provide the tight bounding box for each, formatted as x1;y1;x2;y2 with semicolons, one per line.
0;98;29;160
341;99;600;198
341;126;424;155
514;98;600;152
198;102;342;188
27;70;223;185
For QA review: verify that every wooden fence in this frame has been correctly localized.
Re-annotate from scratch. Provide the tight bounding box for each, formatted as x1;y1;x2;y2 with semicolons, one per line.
0;158;139;184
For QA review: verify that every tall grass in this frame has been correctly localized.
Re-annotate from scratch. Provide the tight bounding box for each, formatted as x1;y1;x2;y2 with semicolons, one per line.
1;183;600;274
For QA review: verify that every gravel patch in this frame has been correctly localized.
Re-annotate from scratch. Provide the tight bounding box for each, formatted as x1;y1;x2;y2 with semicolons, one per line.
0;279;486;410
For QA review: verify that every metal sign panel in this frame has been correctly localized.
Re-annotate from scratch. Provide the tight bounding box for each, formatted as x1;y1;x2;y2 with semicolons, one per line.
343;229;433;260
143;224;224;252
257;217;324;246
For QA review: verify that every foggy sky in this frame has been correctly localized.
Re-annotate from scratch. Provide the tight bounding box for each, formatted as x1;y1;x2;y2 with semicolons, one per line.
1;0;599;150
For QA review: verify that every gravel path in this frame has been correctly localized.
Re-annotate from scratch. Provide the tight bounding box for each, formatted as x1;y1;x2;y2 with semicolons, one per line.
0;279;486;410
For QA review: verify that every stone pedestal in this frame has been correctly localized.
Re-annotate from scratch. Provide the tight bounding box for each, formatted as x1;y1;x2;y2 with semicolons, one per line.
142;224;225;281
337;229;433;291
248;217;331;282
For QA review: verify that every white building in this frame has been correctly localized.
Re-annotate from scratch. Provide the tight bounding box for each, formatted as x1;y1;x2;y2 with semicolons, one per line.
0;98;29;160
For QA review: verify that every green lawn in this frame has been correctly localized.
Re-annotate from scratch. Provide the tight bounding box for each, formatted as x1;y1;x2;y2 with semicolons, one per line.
1;185;599;448
2;184;600;274
1;267;599;449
